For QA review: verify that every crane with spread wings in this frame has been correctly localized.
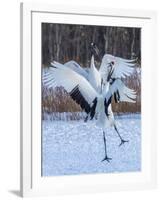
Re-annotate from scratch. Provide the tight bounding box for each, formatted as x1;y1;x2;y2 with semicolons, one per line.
43;44;137;162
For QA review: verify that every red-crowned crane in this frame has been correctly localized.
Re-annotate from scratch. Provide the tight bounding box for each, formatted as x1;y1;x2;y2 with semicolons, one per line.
43;52;136;162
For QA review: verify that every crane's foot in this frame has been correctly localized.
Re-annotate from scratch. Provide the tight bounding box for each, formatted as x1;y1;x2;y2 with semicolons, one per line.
84;116;88;122
101;156;112;163
119;139;129;147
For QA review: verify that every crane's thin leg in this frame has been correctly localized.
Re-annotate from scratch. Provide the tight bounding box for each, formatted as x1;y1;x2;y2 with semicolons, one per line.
114;124;129;146
84;114;89;122
101;131;112;162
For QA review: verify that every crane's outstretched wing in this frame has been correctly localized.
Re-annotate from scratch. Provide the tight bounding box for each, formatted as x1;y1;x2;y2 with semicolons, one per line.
64;60;89;80
99;54;136;80
105;79;136;105
43;61;98;114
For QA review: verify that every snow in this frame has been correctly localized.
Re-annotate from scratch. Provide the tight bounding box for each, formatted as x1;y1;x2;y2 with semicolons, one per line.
42;114;141;176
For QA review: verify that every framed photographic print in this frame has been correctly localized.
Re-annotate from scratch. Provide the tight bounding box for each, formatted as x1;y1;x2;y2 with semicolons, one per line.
20;2;157;197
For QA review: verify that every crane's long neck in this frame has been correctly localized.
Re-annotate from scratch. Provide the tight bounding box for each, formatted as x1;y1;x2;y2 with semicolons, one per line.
90;55;95;69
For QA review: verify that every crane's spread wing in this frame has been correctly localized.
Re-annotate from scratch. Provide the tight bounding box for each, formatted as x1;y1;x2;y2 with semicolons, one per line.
99;54;136;80
105;79;136;104
64;60;89;80
43;61;98;114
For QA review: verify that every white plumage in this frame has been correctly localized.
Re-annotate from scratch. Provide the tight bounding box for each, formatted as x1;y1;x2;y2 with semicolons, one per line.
44;61;98;106
43;51;137;162
88;55;102;93
99;54;136;80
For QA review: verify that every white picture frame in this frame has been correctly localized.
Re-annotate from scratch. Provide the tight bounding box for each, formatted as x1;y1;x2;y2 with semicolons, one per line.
20;2;157;197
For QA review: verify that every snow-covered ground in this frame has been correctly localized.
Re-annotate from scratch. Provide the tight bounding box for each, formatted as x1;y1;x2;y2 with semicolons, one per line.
42;114;141;176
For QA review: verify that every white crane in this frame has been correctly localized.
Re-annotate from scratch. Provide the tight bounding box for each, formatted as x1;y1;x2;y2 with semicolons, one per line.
43;52;136;162
56;44;136;144
90;43;137;152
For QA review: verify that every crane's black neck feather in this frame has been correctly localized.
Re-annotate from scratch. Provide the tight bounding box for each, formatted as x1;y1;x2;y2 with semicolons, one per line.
90;43;104;61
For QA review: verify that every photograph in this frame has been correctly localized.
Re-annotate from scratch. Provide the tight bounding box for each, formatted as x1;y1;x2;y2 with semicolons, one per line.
42;23;141;176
